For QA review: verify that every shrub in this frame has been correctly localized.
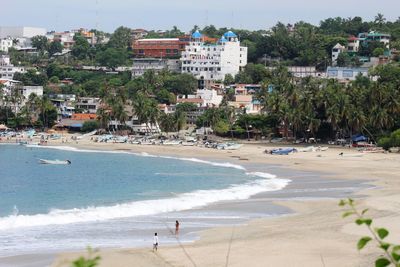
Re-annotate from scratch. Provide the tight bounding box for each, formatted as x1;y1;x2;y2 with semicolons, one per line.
378;129;400;150
81;120;99;132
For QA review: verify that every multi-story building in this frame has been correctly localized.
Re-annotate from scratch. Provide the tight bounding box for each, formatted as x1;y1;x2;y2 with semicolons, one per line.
0;55;26;79
0;37;13;52
347;36;360;53
358;31;391;48
133;38;186;58
181;30;247;85
75;97;101;114
47;31;75;49
131;58;180;77
331;43;346;66
0;27;46;39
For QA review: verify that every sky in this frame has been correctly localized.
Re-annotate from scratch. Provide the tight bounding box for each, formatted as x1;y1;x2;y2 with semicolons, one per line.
1;0;399;33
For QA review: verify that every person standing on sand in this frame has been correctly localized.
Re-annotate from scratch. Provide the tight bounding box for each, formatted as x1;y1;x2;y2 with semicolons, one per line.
175;220;180;235
153;233;159;251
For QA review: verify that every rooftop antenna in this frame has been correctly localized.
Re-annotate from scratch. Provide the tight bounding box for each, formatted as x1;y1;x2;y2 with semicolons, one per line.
95;0;99;30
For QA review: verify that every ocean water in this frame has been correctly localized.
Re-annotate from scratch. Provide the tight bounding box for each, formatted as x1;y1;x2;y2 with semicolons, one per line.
0;144;290;256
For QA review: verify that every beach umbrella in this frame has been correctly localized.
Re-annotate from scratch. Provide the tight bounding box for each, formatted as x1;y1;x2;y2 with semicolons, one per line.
0;124;8;130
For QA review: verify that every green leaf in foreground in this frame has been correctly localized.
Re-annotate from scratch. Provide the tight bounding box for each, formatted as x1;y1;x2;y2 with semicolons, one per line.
392;245;400;261
379;243;390;251
358;236;372;250
361;209;369;215
375;228;389;240
342;211;355;218
375;257;391;267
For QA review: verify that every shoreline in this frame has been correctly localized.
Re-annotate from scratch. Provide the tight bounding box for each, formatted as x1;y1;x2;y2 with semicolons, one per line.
2;137;400;266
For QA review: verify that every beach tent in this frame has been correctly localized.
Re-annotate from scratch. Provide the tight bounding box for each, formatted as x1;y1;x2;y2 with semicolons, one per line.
352;134;368;142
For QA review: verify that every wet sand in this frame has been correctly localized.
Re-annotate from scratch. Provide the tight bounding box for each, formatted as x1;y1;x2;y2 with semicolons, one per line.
1;136;400;266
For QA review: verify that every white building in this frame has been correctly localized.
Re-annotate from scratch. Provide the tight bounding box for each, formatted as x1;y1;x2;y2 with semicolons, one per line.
132;58;180;78
181;30;247;84
0;37;13;52
196;89;223;107
331;43;346;66
0;55;26;79
326;67;369;81
0;27;46;38
21;86;43;99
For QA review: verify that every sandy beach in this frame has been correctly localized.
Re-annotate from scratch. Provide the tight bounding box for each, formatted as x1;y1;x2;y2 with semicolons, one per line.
2;136;400;267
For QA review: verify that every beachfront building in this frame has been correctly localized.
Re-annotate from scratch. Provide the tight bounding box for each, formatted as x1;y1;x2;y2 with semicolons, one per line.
228;85;262;114
0;55;26;79
180;30;248;85
326;67;369;81
131;58;180;78
75;97;101;114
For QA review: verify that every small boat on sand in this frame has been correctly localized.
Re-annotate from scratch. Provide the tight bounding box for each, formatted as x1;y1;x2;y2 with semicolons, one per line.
39;159;71;165
270;148;297;155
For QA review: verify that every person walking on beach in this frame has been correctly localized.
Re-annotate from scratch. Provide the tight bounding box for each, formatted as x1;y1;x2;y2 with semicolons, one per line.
175;220;180;235
153;233;159;251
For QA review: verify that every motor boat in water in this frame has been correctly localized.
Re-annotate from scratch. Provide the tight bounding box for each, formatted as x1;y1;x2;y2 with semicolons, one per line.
39;159;71;165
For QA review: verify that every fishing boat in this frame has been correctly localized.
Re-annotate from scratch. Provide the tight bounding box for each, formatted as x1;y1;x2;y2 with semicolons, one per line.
270;148;297;155
39;159;71;165
162;140;182;146
223;143;242;150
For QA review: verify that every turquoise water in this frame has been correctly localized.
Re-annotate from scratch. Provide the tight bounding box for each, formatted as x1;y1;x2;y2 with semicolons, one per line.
0;144;289;256
0;145;251;216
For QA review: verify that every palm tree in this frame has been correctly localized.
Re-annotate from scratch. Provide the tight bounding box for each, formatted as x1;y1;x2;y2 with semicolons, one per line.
96;107;111;130
374;13;386;26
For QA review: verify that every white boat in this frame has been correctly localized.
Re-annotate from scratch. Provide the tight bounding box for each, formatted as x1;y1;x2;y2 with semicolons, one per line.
39;159;71;165
298;146;315;152
217;142;242;150
182;141;196;146
223;143;242;150
163;140;182;145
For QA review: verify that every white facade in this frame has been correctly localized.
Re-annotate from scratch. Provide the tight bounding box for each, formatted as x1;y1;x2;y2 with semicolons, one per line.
196;89;223;107
0;55;26;79
331;43;345;66
326;67;369;81
0;38;13;52
132;58;180;78
21;86;43;99
0;27;46;38
181;31;247;82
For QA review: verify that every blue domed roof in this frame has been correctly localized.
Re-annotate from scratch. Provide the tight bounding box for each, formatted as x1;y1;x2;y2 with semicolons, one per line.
224;31;237;38
219;36;228;43
192;30;203;39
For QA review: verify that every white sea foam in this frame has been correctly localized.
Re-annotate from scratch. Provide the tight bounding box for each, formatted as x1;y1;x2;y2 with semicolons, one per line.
0;145;291;230
0;173;290;230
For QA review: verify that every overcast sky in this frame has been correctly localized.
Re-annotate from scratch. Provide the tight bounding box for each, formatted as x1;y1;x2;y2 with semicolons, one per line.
1;0;399;33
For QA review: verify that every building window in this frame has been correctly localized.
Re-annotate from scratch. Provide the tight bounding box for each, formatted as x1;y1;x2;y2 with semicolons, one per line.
342;70;354;78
